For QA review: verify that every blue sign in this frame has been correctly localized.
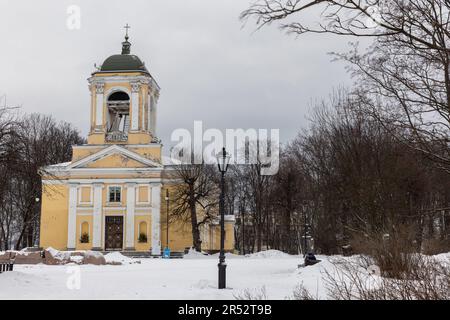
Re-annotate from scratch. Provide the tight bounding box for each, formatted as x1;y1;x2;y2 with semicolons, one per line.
163;247;171;259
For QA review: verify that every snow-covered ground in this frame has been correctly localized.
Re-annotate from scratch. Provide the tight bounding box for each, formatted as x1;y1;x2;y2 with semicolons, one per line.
3;250;447;300
0;250;331;300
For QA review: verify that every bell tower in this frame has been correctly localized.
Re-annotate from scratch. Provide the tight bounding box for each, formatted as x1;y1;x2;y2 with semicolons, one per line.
87;25;160;145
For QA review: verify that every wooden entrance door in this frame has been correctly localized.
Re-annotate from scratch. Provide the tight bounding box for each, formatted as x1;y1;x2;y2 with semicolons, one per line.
105;216;123;251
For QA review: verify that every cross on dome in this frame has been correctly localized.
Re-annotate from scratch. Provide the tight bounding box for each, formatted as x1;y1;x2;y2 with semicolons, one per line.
124;23;131;40
121;23;131;54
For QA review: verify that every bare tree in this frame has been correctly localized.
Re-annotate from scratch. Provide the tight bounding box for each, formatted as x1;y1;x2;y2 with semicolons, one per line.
242;0;450;172
0;113;85;250
170;162;219;252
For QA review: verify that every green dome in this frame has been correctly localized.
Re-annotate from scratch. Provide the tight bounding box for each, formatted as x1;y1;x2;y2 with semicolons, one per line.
100;54;149;73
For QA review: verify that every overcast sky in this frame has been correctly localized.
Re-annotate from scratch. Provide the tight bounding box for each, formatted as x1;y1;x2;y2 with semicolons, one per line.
0;0;355;154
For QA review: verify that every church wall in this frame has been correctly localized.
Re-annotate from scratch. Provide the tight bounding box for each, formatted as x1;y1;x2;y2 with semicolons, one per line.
129;146;161;162
162;221;195;252
39;184;69;250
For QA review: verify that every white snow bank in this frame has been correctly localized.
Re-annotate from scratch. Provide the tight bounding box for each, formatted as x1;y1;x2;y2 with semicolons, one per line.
69;256;84;264
245;250;294;259
84;250;103;258
104;252;136;265
46;247;71;261
183;248;241;259
183;248;211;259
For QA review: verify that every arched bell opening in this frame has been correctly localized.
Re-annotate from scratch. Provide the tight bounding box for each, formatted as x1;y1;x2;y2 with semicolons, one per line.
106;91;130;142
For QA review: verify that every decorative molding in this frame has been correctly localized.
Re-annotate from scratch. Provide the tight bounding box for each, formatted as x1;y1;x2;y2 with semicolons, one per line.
95;83;105;94
104;86;131;98
76;212;93;216
66;178;162;184
77;184;93;206
103;206;126;211
136;184;151;205
131;82;140;93
72;143;162;149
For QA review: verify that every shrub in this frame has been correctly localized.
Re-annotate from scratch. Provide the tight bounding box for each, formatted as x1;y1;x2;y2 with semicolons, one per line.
138;233;148;243
323;254;450;300
80;233;89;244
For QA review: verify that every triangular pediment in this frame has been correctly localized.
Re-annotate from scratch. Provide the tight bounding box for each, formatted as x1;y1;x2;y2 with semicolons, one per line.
83;153;147;168
68;145;162;170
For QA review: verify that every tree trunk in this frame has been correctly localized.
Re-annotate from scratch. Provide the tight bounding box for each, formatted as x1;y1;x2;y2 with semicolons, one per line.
189;186;202;252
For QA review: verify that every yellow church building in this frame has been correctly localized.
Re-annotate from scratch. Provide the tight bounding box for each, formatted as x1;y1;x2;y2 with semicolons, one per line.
39;31;235;255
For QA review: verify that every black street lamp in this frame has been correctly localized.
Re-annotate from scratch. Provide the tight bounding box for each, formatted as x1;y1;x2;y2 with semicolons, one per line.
216;147;231;289
165;189;170;251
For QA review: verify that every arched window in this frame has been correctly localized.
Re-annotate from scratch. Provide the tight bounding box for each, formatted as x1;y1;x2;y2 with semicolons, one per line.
80;222;90;243
138;222;148;243
108;91;130;102
106;91;130;140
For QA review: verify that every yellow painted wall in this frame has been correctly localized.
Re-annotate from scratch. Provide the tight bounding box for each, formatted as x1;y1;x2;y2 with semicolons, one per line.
72;147;103;162
80;186;92;203
129;146;161;162
137;185;150;203
39;184;69;250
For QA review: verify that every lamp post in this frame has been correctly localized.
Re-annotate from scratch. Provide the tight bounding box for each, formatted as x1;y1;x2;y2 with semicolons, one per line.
165;189;170;250
216;147;231;289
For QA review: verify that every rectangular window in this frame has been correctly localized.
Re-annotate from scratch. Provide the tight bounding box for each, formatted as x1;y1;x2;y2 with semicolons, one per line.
108;186;121;203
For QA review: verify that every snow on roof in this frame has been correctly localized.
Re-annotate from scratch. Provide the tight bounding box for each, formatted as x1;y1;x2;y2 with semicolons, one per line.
225;215;235;222
47;161;71;168
161;155;182;166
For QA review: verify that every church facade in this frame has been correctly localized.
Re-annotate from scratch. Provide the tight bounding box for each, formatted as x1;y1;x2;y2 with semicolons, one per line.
39;32;235;254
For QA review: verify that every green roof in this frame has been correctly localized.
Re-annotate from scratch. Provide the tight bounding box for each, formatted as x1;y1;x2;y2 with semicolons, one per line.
100;54;149;73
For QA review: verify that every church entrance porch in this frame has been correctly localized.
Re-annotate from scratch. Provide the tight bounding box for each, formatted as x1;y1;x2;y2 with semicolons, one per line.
105;216;124;251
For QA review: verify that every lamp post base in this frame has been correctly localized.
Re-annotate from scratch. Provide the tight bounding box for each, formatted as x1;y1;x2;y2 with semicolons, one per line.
218;262;227;289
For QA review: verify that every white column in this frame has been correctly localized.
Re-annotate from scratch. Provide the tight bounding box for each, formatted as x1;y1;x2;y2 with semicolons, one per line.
153;95;158;136
131;82;140;131
92;183;103;250
149;94;154;135
67;183;78;250
150;94;158;137
142;93;147;131
151;184;161;255
126;183;136;250
95;83;104;129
